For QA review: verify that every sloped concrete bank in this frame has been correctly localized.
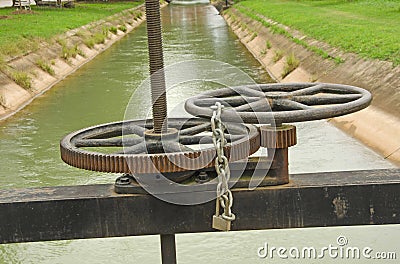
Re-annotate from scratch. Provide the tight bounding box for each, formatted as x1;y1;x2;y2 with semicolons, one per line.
0;3;154;122
221;7;400;165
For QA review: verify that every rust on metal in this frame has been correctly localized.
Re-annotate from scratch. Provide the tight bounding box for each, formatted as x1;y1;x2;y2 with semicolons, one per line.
60;118;260;174
260;125;297;148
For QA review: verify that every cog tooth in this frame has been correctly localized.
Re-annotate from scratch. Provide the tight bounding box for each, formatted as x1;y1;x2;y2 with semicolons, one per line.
260;125;297;149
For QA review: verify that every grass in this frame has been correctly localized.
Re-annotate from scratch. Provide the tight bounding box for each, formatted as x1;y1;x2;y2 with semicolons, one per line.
235;0;400;66
249;32;257;42
273;49;283;62
260;49;267;56
57;38;81;60
118;25;127;33
266;40;272;49
282;53;300;78
9;70;32;90
83;31;107;49
109;26;118;35
0;1;143;58
133;11;143;20
260;40;272;55
36;59;55;76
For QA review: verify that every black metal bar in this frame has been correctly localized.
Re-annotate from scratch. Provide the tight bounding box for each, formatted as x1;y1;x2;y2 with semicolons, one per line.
0;169;399;244
160;234;177;264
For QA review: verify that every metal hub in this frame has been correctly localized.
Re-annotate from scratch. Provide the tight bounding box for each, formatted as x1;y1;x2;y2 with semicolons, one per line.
144;128;179;141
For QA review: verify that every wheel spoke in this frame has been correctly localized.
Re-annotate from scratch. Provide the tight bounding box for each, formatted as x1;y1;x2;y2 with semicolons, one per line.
180;122;211;136
293;94;362;105
234;99;270;112
274;99;312;110
180;135;213;144
123;125;147;137
75;137;142;147
290;83;362;96
234;86;266;98
163;142;193;153
259;83;314;92
195;96;259;108
289;83;326;96
118;142;147;154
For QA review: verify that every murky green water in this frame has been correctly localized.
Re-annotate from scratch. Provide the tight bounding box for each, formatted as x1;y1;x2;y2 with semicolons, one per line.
0;2;397;263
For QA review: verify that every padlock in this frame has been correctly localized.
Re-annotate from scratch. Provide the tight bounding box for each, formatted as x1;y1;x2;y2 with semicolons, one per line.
212;214;231;231
212;197;231;231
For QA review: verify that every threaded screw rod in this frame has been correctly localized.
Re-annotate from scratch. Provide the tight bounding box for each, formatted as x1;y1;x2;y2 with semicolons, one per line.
145;0;168;134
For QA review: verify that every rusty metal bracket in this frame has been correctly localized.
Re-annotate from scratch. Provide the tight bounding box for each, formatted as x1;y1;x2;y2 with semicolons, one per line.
114;156;289;194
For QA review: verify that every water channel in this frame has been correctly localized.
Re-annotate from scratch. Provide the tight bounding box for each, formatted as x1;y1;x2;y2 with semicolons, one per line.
0;2;398;263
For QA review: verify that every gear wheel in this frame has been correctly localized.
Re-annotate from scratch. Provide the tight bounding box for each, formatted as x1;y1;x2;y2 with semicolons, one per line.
260;125;296;149
60;118;260;174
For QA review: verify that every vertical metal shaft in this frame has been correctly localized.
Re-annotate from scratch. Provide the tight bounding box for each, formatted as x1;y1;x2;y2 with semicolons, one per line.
145;0;168;133
160;234;177;264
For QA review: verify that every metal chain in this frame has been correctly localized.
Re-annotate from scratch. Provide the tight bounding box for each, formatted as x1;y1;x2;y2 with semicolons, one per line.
211;102;235;222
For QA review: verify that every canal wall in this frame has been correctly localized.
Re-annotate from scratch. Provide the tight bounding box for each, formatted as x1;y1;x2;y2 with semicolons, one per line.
0;3;153;122
220;7;400;165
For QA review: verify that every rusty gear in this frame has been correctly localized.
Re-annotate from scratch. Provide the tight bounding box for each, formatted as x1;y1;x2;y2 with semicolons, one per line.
260;125;296;148
60;118;260;174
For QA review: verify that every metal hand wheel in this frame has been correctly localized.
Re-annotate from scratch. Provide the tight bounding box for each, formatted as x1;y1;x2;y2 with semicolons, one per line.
60;118;260;175
184;83;372;124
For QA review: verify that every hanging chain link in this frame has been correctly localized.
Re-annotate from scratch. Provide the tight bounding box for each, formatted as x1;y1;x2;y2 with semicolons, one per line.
211;102;235;230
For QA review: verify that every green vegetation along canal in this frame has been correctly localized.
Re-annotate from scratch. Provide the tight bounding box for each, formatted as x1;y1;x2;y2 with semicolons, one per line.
0;2;397;263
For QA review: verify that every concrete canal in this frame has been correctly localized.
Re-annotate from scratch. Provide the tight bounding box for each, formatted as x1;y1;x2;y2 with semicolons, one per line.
0;2;397;263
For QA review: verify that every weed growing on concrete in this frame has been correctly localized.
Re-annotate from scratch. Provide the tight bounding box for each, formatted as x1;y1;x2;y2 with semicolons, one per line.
61;43;80;60
249;32;257;42
266;40;272;49
77;48;86;58
10;70;32;90
84;32;106;49
282;53;300;78
273;50;284;62
36;59;55;76
118;25;127;33
102;27;110;39
75;30;87;38
83;38;95;49
109;26;118;35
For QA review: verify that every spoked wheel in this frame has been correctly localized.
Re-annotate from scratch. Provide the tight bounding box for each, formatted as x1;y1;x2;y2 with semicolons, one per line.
60;118;260;176
184;83;372;124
